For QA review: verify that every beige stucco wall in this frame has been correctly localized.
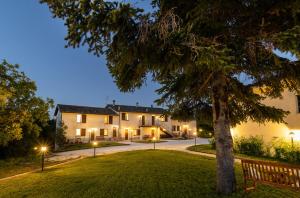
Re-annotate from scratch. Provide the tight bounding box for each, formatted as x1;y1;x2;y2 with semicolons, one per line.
61;113;119;142
58;110;197;142
232;90;300;142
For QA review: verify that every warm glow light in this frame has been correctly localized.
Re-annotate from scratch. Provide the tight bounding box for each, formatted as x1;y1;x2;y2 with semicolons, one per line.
288;130;300;141
152;137;156;141
34;147;38;150
76;128;81;136
193;132;197;136
41;146;47;152
93;141;98;146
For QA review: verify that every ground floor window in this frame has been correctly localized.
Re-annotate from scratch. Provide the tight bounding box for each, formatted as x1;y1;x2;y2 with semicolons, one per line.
81;128;86;136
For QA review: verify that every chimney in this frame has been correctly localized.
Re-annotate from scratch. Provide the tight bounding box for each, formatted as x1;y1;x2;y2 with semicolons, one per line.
136;102;139;107
151;104;153;108
113;100;116;106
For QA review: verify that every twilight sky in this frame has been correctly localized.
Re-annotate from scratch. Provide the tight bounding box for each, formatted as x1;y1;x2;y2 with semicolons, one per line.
0;0;158;112
0;1;297;114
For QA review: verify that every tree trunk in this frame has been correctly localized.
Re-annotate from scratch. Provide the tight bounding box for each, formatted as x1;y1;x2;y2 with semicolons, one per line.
212;73;236;194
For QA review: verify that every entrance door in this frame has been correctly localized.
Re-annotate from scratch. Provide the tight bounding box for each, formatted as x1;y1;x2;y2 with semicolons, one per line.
91;132;95;141
113;127;117;138
125;129;129;140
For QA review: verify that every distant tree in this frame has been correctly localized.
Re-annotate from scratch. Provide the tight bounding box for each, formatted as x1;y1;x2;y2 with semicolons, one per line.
41;0;300;194
55;121;67;149
0;60;53;158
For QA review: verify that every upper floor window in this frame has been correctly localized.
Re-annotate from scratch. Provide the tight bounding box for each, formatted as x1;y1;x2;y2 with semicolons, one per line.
104;116;113;124
160;115;168;122
297;95;300;113
76;114;87;123
121;113;129;121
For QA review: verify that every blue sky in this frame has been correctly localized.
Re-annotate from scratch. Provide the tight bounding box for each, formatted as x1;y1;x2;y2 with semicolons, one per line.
0;0;158;112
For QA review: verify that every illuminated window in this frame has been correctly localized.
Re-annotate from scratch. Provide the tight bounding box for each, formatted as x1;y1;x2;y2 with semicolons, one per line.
100;129;108;136
76;128;81;136
104;116;108;124
104;129;108;136
121;113;129;121
76;114;81;123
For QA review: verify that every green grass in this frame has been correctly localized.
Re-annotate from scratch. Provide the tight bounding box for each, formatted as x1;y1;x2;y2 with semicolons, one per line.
55;142;127;152
187;144;294;164
132;140;167;143
0;150;297;198
0;156;68;179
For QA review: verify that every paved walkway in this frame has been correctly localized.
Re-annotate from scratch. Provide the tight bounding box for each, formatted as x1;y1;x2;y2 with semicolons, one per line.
49;138;210;161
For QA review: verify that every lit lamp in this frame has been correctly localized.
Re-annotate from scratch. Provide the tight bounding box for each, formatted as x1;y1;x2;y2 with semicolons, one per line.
289;131;295;148
152;137;156;150
92;141;98;158
40;146;47;171
193;132;197;150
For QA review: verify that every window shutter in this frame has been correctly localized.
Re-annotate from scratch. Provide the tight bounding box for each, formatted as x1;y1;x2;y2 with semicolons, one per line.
297;96;300;113
164;115;168;122
100;129;104;136
82;114;87;123
122;113;125;120
136;129;141;136
81;128;86;136
109;116;113;124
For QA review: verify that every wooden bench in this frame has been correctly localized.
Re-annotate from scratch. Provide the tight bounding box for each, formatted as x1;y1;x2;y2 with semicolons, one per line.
241;159;300;191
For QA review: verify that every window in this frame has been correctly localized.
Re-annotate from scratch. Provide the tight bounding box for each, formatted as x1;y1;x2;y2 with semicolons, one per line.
121;113;129;121
172;125;176;131
177;126;180;131
81;114;87;123
100;129;108;136
77;114;87;123
76;128;81;136
81;128;86;136
152;116;155;125
100;129;104;136
297;95;300;113
109;116;113;124
164;115;168;122
104;129;108;136
104;116;108;124
76;114;81;123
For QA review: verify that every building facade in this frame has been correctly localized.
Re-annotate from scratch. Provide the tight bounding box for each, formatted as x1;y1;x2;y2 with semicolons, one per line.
54;103;197;143
232;90;300;142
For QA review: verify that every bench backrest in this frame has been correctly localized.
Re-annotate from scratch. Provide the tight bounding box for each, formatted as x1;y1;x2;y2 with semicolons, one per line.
241;159;300;190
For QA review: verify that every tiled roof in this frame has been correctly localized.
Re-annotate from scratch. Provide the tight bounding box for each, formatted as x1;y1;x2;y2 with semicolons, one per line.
106;104;166;114
54;104;118;116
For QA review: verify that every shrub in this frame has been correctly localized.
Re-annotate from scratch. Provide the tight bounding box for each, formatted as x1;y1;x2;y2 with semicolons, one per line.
272;138;300;163
209;137;216;149
234;136;264;157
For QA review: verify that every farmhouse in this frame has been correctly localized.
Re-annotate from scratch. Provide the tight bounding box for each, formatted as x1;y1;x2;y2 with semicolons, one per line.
54;101;197;143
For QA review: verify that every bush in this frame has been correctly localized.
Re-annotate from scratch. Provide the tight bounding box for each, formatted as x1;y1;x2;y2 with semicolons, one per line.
234;136;264;157
272;138;300;163
208;137;216;149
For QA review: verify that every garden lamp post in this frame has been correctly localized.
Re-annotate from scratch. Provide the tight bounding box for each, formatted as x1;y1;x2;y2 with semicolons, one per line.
152;137;156;150
289;131;295;148
193;132;197;149
40;146;47;171
92;141;98;158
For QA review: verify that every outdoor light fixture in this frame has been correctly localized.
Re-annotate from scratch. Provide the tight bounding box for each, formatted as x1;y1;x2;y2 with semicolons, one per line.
289;131;295;148
193;132;197;150
152;137;156;150
92;141;98;158
40;146;47;171
34;147;38;151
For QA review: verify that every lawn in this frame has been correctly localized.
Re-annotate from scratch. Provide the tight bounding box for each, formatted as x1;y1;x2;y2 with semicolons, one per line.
0;156;72;179
187;144;297;164
55;142;127;152
0;150;297;198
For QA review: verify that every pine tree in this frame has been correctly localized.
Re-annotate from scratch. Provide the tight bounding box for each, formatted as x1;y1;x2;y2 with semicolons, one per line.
41;0;300;194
